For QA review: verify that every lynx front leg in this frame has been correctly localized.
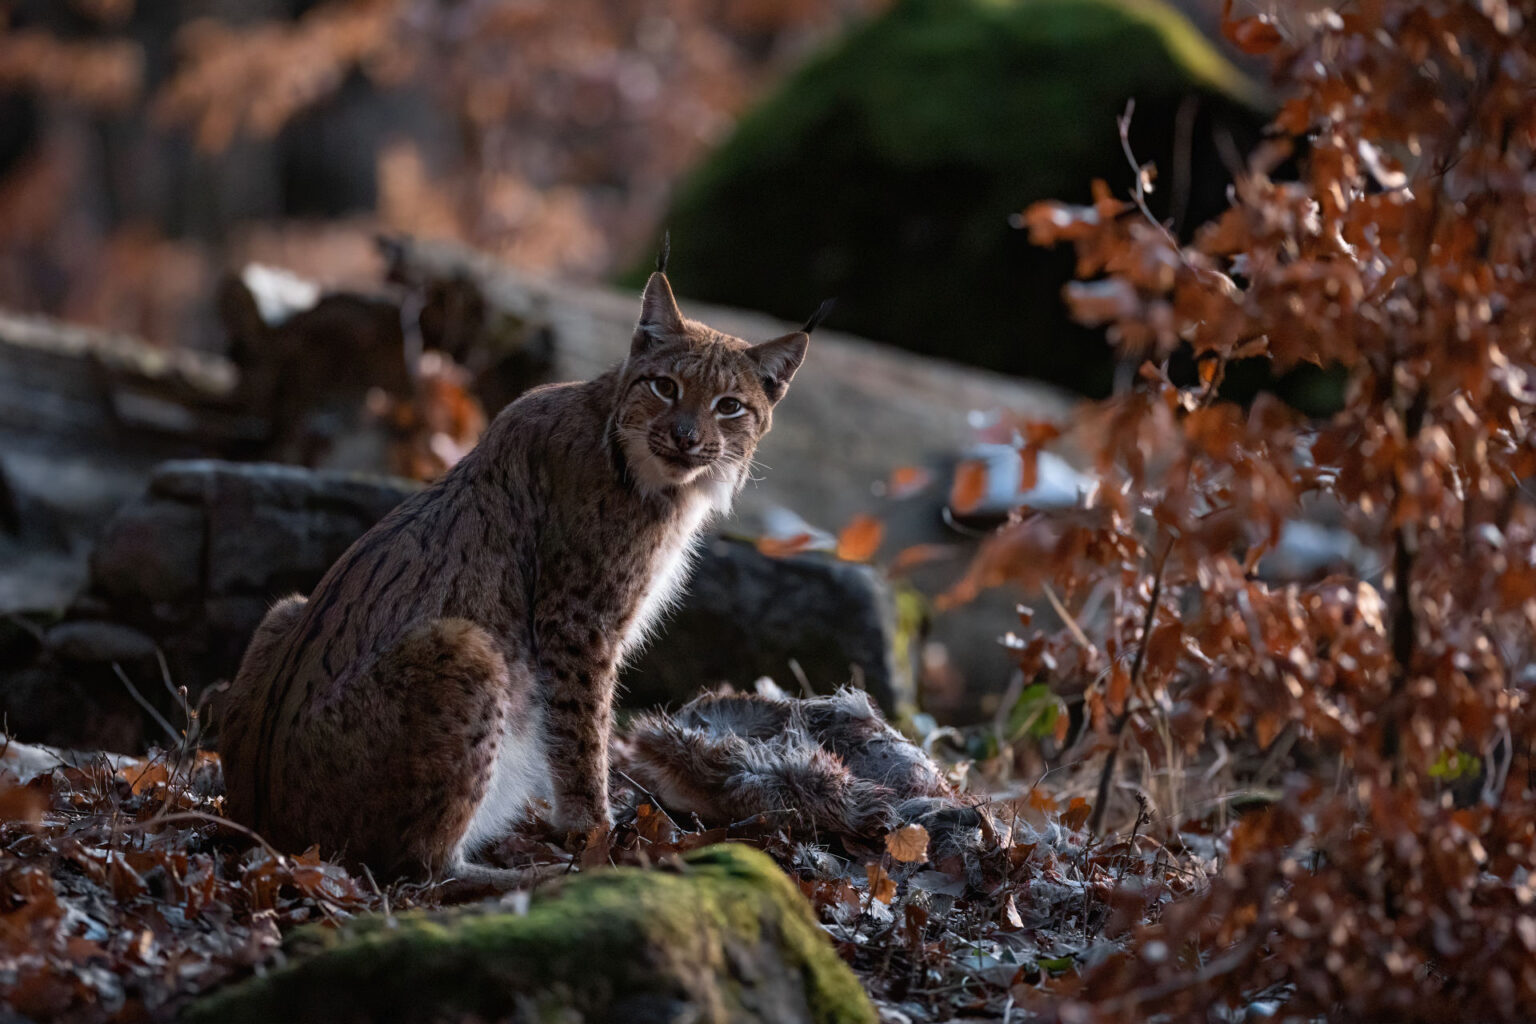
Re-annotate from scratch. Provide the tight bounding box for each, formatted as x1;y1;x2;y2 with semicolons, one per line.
538;646;618;838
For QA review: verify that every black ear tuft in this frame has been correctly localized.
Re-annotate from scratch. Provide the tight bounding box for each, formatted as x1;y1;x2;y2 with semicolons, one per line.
801;297;836;334
656;231;671;274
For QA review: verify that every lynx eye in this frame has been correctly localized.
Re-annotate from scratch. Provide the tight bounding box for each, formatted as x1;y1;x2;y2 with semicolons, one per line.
649;377;679;401
714;396;745;418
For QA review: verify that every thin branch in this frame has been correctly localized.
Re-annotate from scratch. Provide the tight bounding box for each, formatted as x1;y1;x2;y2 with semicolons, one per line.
1088;534;1175;837
613;768;685;835
112;663;181;744
1041;582;1092;651
1117;99;1180;249
114;810;290;865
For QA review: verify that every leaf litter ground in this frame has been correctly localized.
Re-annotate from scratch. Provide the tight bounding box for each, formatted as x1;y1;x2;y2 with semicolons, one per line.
0;738;1217;1023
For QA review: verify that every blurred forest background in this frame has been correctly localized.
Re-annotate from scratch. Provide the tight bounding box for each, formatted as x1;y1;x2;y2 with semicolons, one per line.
0;0;1280;734
7;3;1536;1022
0;0;1258;388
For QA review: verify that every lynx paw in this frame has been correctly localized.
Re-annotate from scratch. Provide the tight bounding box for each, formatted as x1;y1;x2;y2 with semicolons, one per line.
560;822;611;855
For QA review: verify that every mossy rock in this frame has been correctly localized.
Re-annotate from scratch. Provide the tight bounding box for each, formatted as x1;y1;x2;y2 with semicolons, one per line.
184;844;875;1024
653;0;1266;395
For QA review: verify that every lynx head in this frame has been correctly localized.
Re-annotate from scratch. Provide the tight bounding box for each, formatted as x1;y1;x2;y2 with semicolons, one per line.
613;265;817;504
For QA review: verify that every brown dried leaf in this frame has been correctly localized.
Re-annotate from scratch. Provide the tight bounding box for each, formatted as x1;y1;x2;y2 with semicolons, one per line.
885;824;930;864
949;460;989;514
1220;1;1284;55
756;532;813;559
888;543;957;575
887;465;934;499
1106;661;1130;717
865;862;897;904
0;780;46;826
836;514;884;563
1062;797;1092;832
1020;446;1040;494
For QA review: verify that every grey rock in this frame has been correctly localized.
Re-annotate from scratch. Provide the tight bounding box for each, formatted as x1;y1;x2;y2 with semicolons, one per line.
6;460;911;749
90;500;205;604
92;461;419;692
45;621;158;663
149;459;415;517
625;537;916;716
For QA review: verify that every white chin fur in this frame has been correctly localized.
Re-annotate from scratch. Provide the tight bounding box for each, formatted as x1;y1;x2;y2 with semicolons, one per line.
623;436;739;517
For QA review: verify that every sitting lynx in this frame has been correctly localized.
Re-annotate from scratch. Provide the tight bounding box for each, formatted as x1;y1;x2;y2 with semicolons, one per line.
218;245;822;887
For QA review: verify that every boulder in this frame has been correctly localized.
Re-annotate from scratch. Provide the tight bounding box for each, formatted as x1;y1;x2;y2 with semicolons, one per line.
624;536;916;717
0;460;912;748
87;460;419;696
185;844;875;1024
654;0;1266;395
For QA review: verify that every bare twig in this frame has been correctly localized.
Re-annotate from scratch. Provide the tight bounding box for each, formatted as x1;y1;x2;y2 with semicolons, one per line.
112;663;181;744
1088;534;1175;836
1042;581;1092;651
1117;99;1180;249
114;809;289;865
613;768;685;834
787;658;816;699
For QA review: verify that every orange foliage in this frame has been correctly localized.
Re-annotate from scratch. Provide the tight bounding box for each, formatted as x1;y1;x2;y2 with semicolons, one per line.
755;532;814;559
835;514;884;562
948;459;989;514
996;3;1536;1020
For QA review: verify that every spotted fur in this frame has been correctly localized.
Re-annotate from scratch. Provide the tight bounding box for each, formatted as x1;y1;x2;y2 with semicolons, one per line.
218;267;809;883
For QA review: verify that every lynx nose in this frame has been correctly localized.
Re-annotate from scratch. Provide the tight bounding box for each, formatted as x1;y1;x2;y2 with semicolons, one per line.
671;417;700;452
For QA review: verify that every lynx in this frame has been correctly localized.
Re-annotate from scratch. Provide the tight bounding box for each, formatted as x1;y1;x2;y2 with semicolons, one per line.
218;246;822;887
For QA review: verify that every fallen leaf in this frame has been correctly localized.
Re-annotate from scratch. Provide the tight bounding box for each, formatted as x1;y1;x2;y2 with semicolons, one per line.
1062;797;1092;831
756;532;813;559
122;761;169;796
999;893;1024;930
0;780;46;826
1220;0;1284;54
885;823;930;864
1022;420;1062;445
633;803;676;846
949;460;989;513
865;862;897;904
1019;446;1040;493
887;465;934;499
888;543;957;575
1106;661;1130;716
836;515;884;562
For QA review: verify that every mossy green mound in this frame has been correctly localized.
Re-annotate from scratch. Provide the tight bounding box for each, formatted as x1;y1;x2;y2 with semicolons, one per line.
655;0;1266;395
184;844;874;1024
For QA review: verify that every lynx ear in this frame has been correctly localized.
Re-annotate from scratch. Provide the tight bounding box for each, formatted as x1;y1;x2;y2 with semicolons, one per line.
634;271;683;355
747;332;809;403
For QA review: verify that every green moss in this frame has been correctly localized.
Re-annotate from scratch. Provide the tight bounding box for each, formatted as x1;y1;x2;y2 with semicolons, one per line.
890;584;929;727
648;0;1266;395
185;844;874;1024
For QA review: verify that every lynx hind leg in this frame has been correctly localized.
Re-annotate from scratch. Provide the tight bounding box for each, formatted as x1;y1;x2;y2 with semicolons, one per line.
342;618;523;879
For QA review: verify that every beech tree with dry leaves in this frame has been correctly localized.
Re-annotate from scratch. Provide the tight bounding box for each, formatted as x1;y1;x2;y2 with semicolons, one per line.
969;1;1536;1018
